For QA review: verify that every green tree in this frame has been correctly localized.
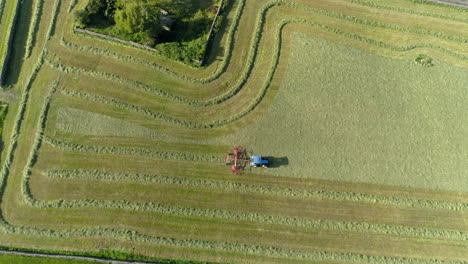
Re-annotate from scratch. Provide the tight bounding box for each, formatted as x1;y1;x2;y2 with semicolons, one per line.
114;2;162;45
74;9;90;27
85;0;106;15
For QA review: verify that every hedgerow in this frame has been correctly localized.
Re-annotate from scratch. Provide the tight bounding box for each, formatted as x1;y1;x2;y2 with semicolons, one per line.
25;0;45;58
66;0;246;84
44;169;468;212
349;0;468;23
43;137;222;162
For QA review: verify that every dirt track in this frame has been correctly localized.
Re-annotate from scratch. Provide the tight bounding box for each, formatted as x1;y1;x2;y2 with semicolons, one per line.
424;0;468;8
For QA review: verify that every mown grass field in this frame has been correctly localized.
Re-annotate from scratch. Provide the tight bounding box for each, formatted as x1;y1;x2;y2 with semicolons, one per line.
0;0;467;263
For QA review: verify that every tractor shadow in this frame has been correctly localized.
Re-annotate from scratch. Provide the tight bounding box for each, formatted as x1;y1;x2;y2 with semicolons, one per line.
264;156;289;168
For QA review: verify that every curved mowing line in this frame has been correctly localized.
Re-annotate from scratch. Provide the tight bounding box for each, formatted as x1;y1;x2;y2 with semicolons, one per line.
44;169;468;212
43;137;222;163
349;0;468;23
58;0;468;89
21;88;468;258
68;0;247;85
53;1;468;112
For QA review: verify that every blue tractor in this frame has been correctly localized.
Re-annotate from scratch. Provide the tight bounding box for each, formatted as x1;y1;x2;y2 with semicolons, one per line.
250;156;269;168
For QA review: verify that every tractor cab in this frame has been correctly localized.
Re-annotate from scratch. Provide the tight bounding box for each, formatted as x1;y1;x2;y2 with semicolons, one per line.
250;156;268;168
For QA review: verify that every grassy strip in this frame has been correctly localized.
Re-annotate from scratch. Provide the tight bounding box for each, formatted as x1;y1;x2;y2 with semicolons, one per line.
350;0;468;23
43;137;222;162
0;0;4;21
0;104;7;143
0;247;216;264
43;169;468;212
67;0;77;13
0;0;21;87
2;216;466;264
60;12;468;130
46;60;204;106
25;0;44;58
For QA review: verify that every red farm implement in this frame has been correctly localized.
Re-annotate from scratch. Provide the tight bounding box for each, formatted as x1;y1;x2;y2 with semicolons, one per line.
225;147;250;174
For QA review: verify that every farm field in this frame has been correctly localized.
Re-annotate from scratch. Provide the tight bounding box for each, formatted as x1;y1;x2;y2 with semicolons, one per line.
0;254;100;264
0;0;467;263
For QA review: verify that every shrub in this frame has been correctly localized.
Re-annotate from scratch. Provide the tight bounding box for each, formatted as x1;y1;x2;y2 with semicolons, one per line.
415;54;433;67
74;9;90;28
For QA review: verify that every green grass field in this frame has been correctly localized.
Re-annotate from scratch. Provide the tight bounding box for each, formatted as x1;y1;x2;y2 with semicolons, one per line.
0;0;467;263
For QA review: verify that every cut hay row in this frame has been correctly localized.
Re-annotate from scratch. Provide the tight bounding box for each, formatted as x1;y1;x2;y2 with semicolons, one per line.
68;0;246;85
0;0;60;183
21;115;468;244
67;0;77;13
55;1;468;111
295;1;468;43
1;216;465;264
0;0;21;87
20;186;468;242
25;0;45;58
21;80;59;206
45;0;61;42
43;137;222;162
45;60;204;106
43;169;468;212
57;15;468;130
350;0;468;23
58;0;468;95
